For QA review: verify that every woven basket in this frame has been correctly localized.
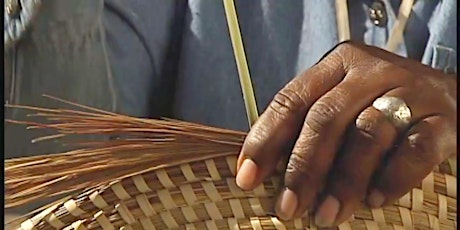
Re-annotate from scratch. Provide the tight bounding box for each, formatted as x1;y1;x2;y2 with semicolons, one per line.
8;155;457;230
5;102;457;230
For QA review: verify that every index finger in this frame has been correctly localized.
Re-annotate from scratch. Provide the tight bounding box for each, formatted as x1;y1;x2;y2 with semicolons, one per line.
235;47;346;190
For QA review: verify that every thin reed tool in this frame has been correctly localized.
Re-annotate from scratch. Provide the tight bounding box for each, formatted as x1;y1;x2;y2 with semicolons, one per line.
223;0;259;127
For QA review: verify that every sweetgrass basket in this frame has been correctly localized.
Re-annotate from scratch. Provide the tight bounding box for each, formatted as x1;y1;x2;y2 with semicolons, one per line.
4;98;457;230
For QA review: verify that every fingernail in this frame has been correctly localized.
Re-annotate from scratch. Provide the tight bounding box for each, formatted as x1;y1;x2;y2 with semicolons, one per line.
367;189;385;208
275;188;298;220
236;159;257;189
315;195;340;227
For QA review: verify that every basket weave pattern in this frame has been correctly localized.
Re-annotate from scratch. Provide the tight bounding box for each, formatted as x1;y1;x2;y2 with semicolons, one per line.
16;155;456;230
5;101;457;230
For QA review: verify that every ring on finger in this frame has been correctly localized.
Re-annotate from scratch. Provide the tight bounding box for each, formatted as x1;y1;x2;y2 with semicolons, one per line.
372;96;412;129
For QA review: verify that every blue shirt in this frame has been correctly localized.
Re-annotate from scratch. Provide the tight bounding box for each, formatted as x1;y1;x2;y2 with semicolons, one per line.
4;0;457;158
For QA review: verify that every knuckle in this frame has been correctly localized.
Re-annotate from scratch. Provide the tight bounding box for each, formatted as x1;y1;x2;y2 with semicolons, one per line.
285;153;320;187
406;133;442;165
318;53;344;73
331;41;361;66
355;115;377;136
305;93;345;133
269;87;307;117
358;59;390;75
286;153;312;175
333;41;357;53
362;60;413;84
355;110;392;150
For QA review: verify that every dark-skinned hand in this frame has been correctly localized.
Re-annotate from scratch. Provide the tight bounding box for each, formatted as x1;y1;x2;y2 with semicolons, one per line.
235;41;457;227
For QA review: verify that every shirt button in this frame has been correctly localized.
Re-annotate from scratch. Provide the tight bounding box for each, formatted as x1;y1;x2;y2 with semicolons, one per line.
6;0;21;18
368;1;388;27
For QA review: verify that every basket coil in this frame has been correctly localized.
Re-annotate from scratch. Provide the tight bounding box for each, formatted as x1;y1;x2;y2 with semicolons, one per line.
5;101;457;230
11;155;457;230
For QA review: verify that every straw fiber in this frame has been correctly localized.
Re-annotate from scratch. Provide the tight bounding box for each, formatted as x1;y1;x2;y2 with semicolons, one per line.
4;100;457;230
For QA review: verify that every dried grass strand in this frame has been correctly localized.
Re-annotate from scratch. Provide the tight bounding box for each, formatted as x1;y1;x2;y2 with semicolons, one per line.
5;99;245;208
4;97;457;230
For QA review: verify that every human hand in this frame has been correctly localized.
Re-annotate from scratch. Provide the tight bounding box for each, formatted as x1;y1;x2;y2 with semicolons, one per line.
235;41;457;227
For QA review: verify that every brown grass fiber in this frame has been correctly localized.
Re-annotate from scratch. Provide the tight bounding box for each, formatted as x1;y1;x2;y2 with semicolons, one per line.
4;96;457;230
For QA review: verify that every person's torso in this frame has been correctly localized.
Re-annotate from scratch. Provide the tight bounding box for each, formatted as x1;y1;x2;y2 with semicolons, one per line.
4;0;116;158
170;0;457;131
4;0;457;159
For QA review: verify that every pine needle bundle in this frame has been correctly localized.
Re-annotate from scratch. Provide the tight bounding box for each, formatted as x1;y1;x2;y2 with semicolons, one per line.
5;96;246;208
4;96;457;230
